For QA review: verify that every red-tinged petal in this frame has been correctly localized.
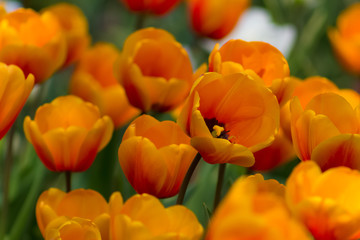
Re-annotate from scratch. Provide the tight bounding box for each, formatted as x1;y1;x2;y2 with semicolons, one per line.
75;116;113;171
23;117;56;171
312;134;360;170
118;137;167;195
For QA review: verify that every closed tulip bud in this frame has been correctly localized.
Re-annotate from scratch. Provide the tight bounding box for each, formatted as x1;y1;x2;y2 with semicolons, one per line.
109;192;203;240
121;0;181;15
70;43;140;128
187;0;250;39
24;95;114;172
209;40;292;106
328;3;360;75
42;3;90;67
0;8;66;83
0;63;34;140
286;161;360;240
36;188;111;240
118;114;197;198
206;174;311;240
116;28;195;113
178;72;279;166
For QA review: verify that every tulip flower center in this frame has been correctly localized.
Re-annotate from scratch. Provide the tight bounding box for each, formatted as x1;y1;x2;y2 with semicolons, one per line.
205;118;229;139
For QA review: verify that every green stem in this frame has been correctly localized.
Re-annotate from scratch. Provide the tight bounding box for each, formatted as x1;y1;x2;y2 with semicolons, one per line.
65;171;72;192
213;163;226;211
0;126;16;239
135;13;147;30
176;153;202;205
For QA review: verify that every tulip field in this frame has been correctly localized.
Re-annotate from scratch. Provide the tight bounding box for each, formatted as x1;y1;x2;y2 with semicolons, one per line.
0;0;360;239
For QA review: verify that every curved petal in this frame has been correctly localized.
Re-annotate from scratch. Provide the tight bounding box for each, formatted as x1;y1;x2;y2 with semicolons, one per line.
191;136;254;166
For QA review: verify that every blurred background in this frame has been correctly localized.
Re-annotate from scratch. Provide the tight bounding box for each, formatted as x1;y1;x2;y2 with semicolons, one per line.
1;0;359;239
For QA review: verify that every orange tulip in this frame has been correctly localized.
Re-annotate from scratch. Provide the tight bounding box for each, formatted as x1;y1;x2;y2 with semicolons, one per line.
0;63;34;140
43;3;90;67
290;88;360;170
23;95;114;172
116;28;195;113
206;174;311;240
0;8;66;83
286;161;360;240
118;114;197;198
177;72;279;166
109;192;203;240
328;2;360;75
187;0;250;39
209;40;293;106
36;188;110;240
281;76;359;140
70;43;140;128
44;217;102;240
121;0;181;15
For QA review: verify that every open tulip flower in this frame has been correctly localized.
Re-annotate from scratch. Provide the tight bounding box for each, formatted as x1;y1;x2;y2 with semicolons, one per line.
121;0;181;15
187;0;250;39
0;63;34;140
286;161;360;240
36;188;110;240
118;114;197;198
209;39;293;106
290;89;360;170
24;95;114;172
116;27;196;113
109;192;203;240
0;8;66;83
70;43;140;128
178;72;279;166
206;174;311;240
328;2;360;75
43;3;90;67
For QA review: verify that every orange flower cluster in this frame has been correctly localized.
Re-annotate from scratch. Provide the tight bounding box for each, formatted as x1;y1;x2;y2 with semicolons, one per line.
206;174;312;239
36;188;203;240
70;43;140;128
206;161;360;240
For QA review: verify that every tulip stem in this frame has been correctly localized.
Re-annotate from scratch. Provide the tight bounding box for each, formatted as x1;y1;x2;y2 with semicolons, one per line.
0;126;15;239
65;171;72;192
135;13;147;30
176;152;202;205
213;163;226;211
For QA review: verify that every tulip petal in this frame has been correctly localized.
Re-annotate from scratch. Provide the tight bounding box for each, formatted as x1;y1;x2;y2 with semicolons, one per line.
191;136;254;166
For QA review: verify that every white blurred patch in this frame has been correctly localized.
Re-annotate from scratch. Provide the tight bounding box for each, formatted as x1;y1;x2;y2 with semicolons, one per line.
202;7;297;58
0;0;22;12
